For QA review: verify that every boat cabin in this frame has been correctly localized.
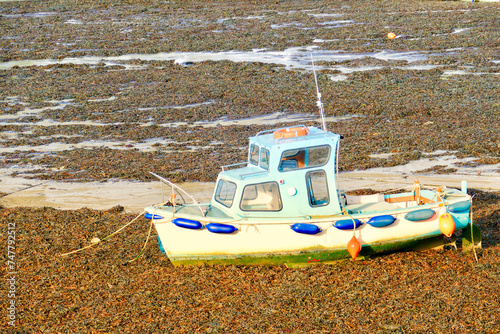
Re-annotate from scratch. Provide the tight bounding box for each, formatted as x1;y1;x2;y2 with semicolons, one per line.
211;126;343;219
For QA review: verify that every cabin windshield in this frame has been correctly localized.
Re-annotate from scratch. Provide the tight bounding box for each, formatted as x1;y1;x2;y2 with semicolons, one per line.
249;143;270;170
249;144;259;165
279;145;331;172
240;182;282;211
260;148;270;170
214;179;237;208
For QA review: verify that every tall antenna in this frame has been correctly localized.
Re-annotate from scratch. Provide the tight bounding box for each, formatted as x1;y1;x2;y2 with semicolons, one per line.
311;53;327;131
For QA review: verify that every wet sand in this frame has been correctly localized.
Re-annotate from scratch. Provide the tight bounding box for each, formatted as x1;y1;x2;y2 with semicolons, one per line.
1;0;500;332
1;170;499;212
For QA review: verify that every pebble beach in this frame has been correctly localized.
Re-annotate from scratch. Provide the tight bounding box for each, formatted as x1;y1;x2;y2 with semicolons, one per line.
1;0;499;332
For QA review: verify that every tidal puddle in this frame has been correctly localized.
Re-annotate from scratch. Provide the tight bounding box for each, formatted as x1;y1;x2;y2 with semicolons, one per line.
0;45;459;94
178;112;360;128
369;152;500;177
441;69;500;78
0;46;440;71
0;111;359;152
0;138;224;154
0;98;78;121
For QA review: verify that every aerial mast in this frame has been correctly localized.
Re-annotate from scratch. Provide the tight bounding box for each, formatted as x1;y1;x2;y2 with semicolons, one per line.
311;54;327;131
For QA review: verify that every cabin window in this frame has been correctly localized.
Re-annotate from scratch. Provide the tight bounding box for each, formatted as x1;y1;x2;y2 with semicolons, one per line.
306;170;329;207
249;144;259;165
260;148;270;170
214;179;237;208
240;182;282;211
279;145;330;172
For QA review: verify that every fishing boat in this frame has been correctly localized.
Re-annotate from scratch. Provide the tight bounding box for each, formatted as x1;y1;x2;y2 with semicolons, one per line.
144;124;479;266
145;57;479;266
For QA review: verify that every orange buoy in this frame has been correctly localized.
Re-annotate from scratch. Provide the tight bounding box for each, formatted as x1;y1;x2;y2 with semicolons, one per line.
273;126;309;139
347;236;361;260
387;32;396;39
439;213;455;237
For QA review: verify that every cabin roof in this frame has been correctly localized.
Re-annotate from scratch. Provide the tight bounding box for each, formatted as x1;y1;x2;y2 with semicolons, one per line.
250;126;338;148
221;165;266;181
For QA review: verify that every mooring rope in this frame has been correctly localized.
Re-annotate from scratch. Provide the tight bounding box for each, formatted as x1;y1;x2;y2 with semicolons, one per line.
60;210;146;257
470;195;478;263
339;208;358;236
128;210;155;263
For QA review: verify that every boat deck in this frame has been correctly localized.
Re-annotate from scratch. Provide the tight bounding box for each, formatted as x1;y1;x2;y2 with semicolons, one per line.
345;201;399;215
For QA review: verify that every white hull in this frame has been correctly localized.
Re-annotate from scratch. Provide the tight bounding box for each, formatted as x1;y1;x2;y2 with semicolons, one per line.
152;199;469;264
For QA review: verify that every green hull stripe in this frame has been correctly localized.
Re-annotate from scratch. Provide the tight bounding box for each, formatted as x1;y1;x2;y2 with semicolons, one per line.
167;233;445;266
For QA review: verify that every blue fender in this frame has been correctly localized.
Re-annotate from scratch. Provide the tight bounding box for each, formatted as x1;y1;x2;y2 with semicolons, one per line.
291;223;322;235
172;218;204;230
145;213;165;220
367;215;396;228
206;223;238;234
333;219;362;230
448;201;471;213
405;209;435;222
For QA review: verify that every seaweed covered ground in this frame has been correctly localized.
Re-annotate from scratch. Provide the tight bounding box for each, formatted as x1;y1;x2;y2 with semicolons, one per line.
0;189;499;333
1;0;499;183
1;0;500;332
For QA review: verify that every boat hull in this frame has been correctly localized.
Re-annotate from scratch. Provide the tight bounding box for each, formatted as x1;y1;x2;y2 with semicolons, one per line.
160;233;445;266
151;202;471;266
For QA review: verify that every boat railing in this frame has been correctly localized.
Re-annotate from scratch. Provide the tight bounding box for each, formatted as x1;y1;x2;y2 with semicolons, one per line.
261;129;334;144
149;172;204;215
255;124;308;137
221;162;268;179
221;162;247;171
239;170;269;180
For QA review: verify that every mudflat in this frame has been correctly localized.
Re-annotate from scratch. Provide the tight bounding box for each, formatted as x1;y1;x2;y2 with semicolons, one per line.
0;0;499;332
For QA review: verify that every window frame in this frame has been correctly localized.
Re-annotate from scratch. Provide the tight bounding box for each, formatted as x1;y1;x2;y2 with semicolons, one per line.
278;144;331;173
260;147;270;170
239;181;283;212
249;144;259;166
306;170;330;207
214;179;237;208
